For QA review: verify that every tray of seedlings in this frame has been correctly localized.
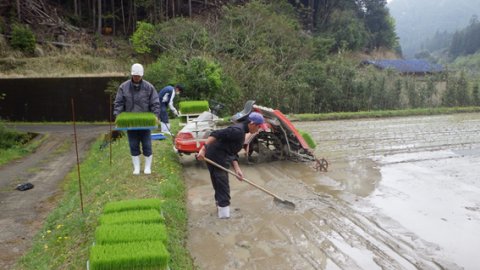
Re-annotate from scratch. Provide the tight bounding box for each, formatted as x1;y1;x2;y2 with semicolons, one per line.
178;100;210;125
114;112;158;131
87;198;170;270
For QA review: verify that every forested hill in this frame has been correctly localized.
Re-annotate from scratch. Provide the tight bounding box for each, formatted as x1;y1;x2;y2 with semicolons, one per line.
3;0;398;53
10;1;461;116
388;0;480;59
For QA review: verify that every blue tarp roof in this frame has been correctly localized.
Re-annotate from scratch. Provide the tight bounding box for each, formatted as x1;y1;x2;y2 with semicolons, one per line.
361;59;444;74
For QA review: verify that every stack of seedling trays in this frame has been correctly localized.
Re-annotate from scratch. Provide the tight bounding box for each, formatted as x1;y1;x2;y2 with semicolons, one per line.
115;112;158;130
178;100;210;125
87;198;170;270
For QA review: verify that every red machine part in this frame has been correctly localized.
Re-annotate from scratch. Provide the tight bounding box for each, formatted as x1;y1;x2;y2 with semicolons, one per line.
174;132;206;154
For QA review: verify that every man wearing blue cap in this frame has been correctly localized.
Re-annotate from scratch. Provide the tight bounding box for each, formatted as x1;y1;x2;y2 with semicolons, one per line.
196;112;268;219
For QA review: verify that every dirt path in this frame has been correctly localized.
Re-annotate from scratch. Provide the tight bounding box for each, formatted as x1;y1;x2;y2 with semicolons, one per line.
183;113;480;270
0;124;107;270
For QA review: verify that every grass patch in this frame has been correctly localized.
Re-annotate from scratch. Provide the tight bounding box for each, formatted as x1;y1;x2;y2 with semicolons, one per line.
15;119;193;270
0;55;129;78
289;106;480;121
0;123;47;166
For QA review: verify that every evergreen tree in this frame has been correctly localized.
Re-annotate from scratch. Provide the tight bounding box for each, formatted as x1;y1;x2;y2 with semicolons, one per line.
362;0;397;49
472;83;480;106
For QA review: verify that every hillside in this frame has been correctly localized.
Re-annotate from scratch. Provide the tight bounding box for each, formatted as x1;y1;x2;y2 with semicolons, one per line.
6;1;476;117
388;0;480;58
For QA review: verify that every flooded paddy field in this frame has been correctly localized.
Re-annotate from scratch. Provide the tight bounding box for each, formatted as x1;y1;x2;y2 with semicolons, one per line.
182;113;480;270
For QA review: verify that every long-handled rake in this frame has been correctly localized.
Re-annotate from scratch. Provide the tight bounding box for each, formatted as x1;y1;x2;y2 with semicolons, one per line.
204;157;295;210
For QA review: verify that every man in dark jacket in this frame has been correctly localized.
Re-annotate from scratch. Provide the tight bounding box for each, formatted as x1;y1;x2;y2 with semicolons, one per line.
113;63;160;175
196;112;268;218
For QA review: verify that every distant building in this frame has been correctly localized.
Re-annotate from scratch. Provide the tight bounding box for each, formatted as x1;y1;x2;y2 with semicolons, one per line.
361;59;444;75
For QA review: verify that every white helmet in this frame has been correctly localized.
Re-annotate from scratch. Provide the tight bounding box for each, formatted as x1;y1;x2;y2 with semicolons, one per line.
131;63;144;76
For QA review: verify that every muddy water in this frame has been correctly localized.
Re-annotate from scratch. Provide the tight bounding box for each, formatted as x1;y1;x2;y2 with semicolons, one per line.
182;113;480;270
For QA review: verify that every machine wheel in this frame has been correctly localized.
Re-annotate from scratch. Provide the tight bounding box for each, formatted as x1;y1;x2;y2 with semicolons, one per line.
314;158;328;172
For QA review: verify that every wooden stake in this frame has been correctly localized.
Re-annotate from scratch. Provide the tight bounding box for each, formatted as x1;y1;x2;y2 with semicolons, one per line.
71;98;84;214
109;94;113;166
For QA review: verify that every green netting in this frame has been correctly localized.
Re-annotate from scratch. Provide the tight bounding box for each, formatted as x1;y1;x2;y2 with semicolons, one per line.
179;100;209;114
89;241;169;270
115;112;157;128
103;198;163;214
95;223;168;245
99;209;164;225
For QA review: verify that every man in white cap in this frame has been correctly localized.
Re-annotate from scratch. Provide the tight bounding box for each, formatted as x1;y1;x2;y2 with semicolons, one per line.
113;63;160;175
196;112;268;219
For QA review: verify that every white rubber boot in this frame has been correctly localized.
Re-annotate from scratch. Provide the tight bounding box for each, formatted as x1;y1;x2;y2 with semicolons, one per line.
132;156;141;175
144;155;152;174
160;122;171;135
218;206;230;219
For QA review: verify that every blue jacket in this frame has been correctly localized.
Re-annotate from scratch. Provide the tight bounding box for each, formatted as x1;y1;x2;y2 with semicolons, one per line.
158;85;175;104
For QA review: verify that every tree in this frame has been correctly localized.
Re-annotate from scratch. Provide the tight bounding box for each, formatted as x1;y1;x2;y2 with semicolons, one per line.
456;71;469;106
449;31;464;58
463;17;480;55
472;83;480;106
130;21;156;54
10;24;36;55
325;9;368;51
362;0;397;49
97;0;102;34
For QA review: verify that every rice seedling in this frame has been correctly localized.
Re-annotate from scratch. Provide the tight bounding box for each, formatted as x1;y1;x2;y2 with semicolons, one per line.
99;209;164;225
103;198;163;214
115;112;157;128
179;100;209;114
89;241;170;270
94;223;168;245
298;130;316;149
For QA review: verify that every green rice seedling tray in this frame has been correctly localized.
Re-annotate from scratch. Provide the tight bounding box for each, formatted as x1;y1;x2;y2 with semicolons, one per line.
299;130;317;149
95;223;168;245
179;100;209;114
99;209;165;225
114;126;157;131
115;112;158;130
89;241;169;270
103;198;163;214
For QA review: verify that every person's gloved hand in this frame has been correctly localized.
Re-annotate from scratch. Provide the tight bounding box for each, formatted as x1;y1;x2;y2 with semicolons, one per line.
173;109;179;117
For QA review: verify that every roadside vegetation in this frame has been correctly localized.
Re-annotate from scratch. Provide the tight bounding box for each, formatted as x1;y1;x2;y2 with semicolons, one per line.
0;122;43;166
290;106;480;121
15;121;194;270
